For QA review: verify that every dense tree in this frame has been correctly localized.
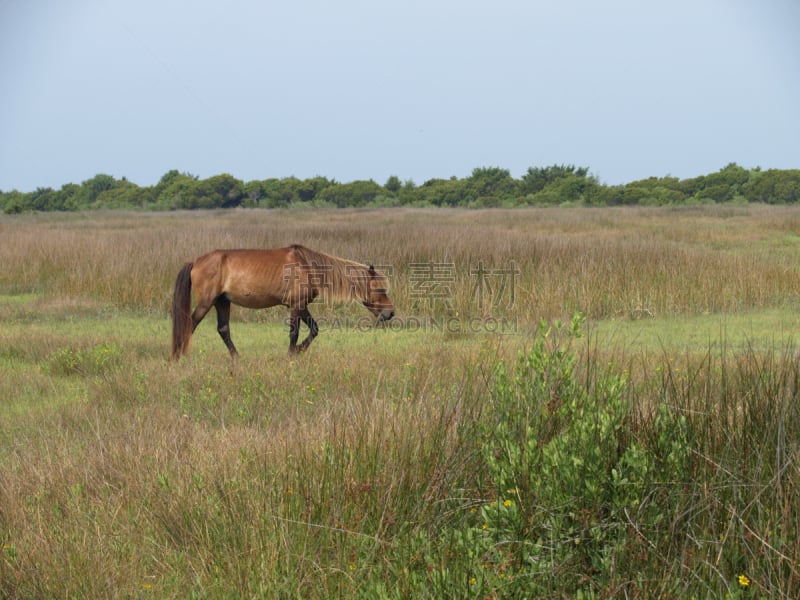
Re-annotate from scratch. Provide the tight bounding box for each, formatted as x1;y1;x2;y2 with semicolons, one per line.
195;174;244;208
418;177;468;207
96;183;156;208
156;172;200;209
744;169;800;204
464;167;518;206
684;162;750;202
154;170;188;196
29;187;58;211
317;180;384;207
384;175;402;193
243;178;291;208
613;177;687;205
296;176;335;202
1;190;27;214
523;170;600;205
5;164;800;212
520;164;590;196
242;176;334;207
77;174;119;206
160;173;245;210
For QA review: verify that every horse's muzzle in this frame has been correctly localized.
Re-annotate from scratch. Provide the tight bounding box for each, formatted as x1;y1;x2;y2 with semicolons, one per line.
378;308;395;322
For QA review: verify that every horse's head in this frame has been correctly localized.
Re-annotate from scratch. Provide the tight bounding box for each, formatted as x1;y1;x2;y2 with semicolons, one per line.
363;266;395;321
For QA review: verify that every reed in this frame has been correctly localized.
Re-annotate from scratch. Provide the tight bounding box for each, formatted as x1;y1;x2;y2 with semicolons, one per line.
2;206;800;597
3;206;800;321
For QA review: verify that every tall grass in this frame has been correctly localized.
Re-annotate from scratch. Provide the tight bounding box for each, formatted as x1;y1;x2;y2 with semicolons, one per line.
2;206;800;597
3;312;799;597
2;206;800;319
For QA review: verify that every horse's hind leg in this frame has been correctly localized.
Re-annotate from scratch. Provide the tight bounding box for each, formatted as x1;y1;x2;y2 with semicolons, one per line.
215;296;239;357
288;310;301;354
191;300;213;333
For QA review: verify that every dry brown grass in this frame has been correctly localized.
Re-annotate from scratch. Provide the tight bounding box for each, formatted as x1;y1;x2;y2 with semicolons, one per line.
3;206;800;597
3;205;800;321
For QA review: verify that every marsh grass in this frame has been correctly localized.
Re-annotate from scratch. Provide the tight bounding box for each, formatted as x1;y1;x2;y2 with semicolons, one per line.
0;307;487;598
3;205;800;319
2;206;800;597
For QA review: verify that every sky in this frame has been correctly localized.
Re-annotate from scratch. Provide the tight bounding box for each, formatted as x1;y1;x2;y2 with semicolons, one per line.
1;0;799;192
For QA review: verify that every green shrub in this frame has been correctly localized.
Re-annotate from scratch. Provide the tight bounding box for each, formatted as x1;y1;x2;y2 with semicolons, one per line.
47;343;123;377
461;314;690;597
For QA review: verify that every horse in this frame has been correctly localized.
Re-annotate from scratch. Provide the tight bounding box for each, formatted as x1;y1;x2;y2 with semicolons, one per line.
171;244;394;360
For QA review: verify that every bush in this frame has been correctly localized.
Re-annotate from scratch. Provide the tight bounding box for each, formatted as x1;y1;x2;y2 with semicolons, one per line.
392;315;697;598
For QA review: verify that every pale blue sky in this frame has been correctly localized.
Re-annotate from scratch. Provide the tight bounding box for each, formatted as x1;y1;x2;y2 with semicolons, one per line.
1;0;798;191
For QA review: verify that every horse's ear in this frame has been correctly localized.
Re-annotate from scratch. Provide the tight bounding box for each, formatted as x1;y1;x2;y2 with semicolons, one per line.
369;265;376;275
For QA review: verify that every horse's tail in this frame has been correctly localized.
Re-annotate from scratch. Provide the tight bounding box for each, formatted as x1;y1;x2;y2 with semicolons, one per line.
171;262;194;360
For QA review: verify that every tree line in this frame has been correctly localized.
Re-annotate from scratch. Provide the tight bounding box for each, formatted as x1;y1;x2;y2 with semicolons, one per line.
2;163;800;213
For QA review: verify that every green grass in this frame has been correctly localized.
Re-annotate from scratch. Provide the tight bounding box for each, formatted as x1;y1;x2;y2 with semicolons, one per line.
3;207;800;598
595;307;800;355
5;298;797;597
18;292;798;425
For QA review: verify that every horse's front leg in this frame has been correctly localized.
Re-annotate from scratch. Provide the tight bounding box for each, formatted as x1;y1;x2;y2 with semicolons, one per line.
297;308;319;352
287;307;319;355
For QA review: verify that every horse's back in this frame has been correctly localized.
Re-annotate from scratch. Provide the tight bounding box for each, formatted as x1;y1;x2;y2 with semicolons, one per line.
192;248;295;309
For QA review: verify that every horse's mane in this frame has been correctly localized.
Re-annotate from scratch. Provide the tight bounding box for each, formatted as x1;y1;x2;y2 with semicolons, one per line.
289;244;382;302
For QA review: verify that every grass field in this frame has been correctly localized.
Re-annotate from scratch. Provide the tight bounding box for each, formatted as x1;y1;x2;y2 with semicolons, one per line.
2;206;800;598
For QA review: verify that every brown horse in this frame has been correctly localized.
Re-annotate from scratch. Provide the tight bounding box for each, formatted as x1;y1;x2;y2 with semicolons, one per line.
171;244;394;359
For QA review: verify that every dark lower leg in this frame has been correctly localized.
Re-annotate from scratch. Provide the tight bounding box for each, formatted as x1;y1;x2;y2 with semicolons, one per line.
298;311;319;351
288;314;301;354
215;297;238;357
